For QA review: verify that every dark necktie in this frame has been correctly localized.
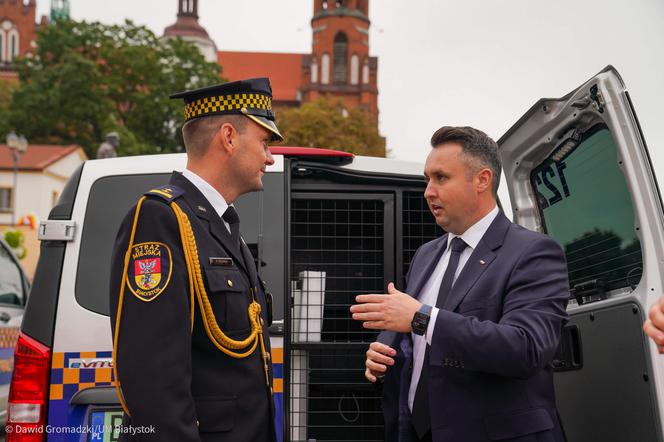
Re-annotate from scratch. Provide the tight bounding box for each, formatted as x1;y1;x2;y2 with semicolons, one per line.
411;236;468;439
222;206;241;244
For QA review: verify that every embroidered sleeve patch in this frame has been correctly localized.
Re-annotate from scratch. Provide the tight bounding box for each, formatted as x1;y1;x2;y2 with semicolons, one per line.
126;242;173;302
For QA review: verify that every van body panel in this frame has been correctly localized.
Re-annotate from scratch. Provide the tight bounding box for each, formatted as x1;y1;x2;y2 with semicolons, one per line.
499;65;664;441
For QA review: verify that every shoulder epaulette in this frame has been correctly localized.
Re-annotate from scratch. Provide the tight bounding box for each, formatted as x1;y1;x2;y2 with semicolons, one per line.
144;185;184;203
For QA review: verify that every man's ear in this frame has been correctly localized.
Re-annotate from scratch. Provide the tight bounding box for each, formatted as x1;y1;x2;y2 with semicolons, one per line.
476;168;493;194
216;122;239;156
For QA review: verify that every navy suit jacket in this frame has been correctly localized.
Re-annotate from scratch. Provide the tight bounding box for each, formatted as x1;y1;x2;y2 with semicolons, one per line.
379;212;569;442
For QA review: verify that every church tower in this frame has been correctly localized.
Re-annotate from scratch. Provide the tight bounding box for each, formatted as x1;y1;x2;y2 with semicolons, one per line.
50;0;70;22
301;0;378;121
162;0;217;63
0;0;38;72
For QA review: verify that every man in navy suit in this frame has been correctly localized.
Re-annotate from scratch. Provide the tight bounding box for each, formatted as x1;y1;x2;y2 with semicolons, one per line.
351;126;569;442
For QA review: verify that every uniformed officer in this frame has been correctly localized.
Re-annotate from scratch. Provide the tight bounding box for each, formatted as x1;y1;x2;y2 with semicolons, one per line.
109;77;283;442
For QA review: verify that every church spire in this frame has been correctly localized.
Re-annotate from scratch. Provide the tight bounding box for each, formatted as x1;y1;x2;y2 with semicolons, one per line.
50;0;70;22
161;0;217;63
178;0;199;18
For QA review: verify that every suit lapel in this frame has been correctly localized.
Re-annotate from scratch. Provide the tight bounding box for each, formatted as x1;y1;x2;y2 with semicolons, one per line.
443;243;496;312
443;212;512;312
169;172;248;273
408;235;448;300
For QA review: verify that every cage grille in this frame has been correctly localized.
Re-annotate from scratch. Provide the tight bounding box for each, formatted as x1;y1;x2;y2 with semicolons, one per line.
291;198;384;343
402;191;443;282
288;192;440;441
289;197;385;441
290;349;383;442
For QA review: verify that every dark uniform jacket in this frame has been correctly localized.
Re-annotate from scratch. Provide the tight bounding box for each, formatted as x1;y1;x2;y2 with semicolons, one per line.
109;172;275;442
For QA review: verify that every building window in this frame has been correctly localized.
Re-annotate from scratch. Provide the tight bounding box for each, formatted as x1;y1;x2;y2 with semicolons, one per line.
322;0;328;9
333;32;348;84
350;54;359;85
321;53;330;85
362;58;370;84
182;0;194;13
8;30;19;61
0;188;13;213
0;31;5;63
311;57;319;83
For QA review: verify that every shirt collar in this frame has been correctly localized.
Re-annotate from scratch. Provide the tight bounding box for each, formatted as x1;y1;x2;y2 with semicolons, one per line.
181;169;229;220
447;205;500;251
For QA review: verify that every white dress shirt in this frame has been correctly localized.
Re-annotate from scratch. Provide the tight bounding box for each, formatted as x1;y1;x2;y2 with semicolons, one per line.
408;205;499;411
181;169;232;234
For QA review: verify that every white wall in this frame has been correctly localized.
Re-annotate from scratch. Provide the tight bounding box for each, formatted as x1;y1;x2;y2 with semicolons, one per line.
0;150;85;225
48;149;86;179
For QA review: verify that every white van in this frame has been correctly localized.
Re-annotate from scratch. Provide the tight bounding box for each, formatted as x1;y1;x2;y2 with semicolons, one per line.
6;65;664;441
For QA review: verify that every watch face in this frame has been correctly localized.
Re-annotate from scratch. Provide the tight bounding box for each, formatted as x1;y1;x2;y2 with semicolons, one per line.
412;311;429;335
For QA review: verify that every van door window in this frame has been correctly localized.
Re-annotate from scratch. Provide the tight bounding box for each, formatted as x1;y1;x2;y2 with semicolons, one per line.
531;126;642;293
76;174;171;315
0;245;24;305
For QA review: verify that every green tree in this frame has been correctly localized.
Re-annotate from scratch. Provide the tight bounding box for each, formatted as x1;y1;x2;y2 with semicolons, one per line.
276;97;385;157
8;19;222;157
4;229;26;260
0;79;18;141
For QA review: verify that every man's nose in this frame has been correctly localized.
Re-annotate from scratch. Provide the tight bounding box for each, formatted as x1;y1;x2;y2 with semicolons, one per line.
424;182;436;199
265;149;275;166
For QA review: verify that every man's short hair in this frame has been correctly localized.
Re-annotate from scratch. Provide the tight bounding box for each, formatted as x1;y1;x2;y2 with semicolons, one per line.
430;126;502;196
182;114;247;157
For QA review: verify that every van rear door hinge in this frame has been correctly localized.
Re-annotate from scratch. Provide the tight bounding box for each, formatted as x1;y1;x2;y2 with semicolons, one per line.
38;220;76;242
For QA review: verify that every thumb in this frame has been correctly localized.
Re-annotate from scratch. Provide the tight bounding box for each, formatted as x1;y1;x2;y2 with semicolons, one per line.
387;282;397;294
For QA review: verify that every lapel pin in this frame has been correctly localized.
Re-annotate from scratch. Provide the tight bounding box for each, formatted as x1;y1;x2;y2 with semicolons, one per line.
197;206;207;212
479;260;486;265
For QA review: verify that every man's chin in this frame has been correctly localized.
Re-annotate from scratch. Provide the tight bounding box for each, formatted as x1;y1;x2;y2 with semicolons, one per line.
434;216;448;229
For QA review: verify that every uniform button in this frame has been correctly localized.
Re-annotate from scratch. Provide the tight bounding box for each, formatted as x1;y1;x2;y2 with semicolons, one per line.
227;279;233;288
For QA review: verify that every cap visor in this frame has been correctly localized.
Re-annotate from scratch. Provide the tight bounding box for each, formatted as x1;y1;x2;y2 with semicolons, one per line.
245;114;284;142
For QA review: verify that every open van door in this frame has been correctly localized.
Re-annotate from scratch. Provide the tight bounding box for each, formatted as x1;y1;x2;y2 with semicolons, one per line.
498;65;664;441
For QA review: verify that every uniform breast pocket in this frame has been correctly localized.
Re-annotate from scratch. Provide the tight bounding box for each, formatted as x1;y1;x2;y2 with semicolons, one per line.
204;267;251;334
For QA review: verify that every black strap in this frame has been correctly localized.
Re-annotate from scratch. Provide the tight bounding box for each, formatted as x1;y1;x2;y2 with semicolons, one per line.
411;237;468;438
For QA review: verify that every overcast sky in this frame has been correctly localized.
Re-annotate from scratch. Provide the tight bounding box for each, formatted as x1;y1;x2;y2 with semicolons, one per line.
36;0;664;174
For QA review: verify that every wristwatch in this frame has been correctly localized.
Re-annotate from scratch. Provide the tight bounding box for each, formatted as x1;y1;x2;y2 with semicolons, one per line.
411;304;432;336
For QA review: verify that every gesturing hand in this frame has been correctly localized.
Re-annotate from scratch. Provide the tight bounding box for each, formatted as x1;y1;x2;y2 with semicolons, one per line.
364;341;396;382
350;282;421;333
644;295;664;353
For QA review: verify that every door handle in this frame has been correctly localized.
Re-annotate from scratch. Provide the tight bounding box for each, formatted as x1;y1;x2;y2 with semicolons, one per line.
553;324;583;371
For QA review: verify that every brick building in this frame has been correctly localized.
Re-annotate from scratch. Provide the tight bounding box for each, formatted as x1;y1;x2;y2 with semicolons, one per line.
163;0;380;121
0;0;46;80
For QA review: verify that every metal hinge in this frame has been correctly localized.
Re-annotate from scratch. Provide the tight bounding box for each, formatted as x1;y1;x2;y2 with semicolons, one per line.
38;220;76;242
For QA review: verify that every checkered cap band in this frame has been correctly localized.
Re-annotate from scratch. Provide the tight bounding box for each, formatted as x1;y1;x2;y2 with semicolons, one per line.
0;327;19;348
184;93;273;121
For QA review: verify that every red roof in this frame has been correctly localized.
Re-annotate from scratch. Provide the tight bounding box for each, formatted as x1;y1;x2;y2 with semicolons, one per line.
217;51;304;102
0;144;83;171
